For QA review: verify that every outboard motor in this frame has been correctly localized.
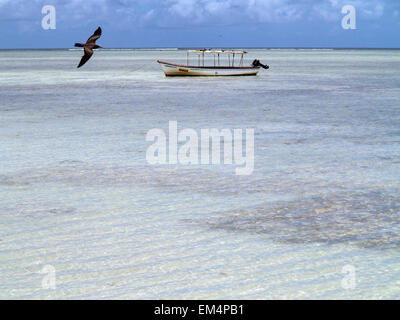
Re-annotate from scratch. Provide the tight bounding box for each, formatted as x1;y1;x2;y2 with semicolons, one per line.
252;59;269;69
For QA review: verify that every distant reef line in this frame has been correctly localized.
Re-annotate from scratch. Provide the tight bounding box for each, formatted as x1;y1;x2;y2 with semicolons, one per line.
0;47;399;51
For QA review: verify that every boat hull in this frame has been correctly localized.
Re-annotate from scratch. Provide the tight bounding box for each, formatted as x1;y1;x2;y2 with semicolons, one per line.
157;60;260;77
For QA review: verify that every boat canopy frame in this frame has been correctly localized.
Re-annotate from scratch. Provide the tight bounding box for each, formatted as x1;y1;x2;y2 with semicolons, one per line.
186;49;248;67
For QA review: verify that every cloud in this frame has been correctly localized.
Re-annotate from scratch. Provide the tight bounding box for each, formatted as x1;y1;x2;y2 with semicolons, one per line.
163;0;390;26
311;0;387;21
164;0;305;25
0;0;395;29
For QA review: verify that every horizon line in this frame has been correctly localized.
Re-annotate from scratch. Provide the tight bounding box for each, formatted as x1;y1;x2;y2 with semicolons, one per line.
0;47;400;51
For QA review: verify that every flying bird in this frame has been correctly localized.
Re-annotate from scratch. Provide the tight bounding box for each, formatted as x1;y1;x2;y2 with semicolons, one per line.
74;27;102;68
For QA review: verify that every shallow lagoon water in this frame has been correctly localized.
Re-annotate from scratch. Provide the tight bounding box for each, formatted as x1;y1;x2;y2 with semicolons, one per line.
0;49;399;299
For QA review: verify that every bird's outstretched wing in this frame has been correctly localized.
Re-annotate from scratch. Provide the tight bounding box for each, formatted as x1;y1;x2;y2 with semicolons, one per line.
86;27;102;44
77;47;93;68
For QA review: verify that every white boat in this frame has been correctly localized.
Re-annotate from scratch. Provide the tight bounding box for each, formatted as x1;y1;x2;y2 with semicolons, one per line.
157;49;269;77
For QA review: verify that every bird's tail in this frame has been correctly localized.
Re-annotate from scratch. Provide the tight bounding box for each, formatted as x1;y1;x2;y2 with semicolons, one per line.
74;43;84;47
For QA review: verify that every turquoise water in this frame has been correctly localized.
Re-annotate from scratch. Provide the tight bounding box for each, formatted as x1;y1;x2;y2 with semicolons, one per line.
0;49;399;299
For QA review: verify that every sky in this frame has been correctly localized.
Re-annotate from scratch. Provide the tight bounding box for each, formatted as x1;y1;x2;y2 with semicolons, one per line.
0;0;399;49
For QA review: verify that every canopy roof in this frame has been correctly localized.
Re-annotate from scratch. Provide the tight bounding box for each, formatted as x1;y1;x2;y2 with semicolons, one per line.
187;49;247;54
